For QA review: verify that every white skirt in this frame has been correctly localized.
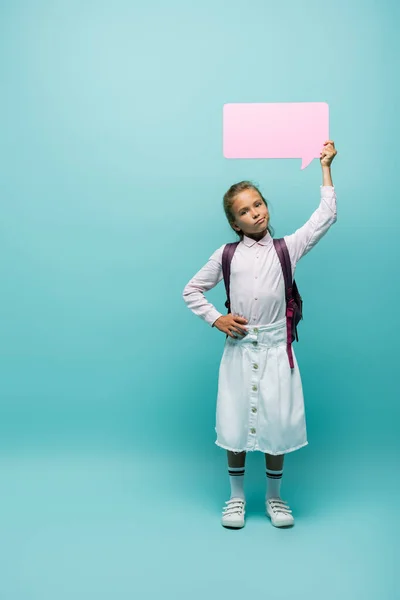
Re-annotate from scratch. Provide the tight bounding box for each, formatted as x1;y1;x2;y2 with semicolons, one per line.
215;318;308;455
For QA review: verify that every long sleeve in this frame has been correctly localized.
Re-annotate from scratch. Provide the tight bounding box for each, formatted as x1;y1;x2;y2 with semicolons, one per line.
182;245;225;326
284;185;337;266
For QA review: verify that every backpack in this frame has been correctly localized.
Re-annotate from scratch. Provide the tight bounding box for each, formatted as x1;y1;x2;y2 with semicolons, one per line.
221;239;303;369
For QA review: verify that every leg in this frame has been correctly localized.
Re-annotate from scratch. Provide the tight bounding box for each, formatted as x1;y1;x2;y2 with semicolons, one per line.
265;453;284;472
221;451;246;529
264;453;294;528
265;453;284;499
228;450;246;469
227;451;246;499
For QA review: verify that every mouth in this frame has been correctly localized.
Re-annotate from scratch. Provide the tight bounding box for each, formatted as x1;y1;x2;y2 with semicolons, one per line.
255;218;266;225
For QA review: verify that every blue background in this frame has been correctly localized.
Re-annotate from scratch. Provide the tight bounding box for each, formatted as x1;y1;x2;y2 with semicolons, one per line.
0;1;398;598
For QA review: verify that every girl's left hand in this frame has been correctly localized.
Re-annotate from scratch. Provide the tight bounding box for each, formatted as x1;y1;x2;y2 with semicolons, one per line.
320;140;337;167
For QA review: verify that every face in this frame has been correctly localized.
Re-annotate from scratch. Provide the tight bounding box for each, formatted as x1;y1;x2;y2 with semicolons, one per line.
231;188;269;239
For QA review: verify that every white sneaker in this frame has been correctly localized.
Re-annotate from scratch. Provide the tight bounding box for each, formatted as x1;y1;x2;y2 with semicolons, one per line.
221;497;246;528
266;498;294;527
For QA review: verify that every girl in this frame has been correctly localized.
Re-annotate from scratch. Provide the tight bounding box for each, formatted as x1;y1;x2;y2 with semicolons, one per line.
182;141;337;529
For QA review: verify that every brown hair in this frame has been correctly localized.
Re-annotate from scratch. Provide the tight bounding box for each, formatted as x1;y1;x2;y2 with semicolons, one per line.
223;181;274;240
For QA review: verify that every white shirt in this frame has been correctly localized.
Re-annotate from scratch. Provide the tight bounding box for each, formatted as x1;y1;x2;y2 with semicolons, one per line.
182;186;337;328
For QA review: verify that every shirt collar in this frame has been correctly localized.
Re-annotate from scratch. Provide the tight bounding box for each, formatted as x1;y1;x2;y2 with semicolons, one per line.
242;231;273;247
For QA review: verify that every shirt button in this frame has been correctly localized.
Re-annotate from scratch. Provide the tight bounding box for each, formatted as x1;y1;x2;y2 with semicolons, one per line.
252;341;258;346
252;385;258;391
253;328;259;333
254;298;258;301
250;428;256;434
253;363;259;370
251;407;257;413
255;276;258;279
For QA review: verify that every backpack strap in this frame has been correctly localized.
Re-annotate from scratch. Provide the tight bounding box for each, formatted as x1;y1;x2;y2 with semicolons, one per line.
273;238;293;297
273;238;295;369
222;242;240;313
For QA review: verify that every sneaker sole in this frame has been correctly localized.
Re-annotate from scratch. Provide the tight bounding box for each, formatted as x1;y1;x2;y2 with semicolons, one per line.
222;521;245;529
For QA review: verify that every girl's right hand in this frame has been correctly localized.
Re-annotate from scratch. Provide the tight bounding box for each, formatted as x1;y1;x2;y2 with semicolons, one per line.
213;315;248;338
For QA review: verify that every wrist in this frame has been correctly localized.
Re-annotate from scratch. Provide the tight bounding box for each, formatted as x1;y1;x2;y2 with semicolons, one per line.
321;165;333;187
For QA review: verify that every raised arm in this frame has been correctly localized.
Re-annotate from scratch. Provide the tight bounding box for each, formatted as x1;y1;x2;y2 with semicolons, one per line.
284;141;337;266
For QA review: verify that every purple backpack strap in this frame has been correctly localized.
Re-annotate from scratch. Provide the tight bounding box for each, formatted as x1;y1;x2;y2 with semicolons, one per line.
273;238;295;369
273;238;293;295
222;242;240;313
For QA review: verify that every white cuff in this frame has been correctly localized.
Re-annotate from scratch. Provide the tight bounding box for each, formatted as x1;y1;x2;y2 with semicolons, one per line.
207;310;223;327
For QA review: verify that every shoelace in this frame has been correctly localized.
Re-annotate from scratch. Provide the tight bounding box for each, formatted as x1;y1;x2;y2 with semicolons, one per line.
222;499;245;516
267;499;292;515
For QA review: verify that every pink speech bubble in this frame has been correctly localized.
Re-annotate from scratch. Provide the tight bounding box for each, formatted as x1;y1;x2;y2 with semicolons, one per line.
223;102;329;170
